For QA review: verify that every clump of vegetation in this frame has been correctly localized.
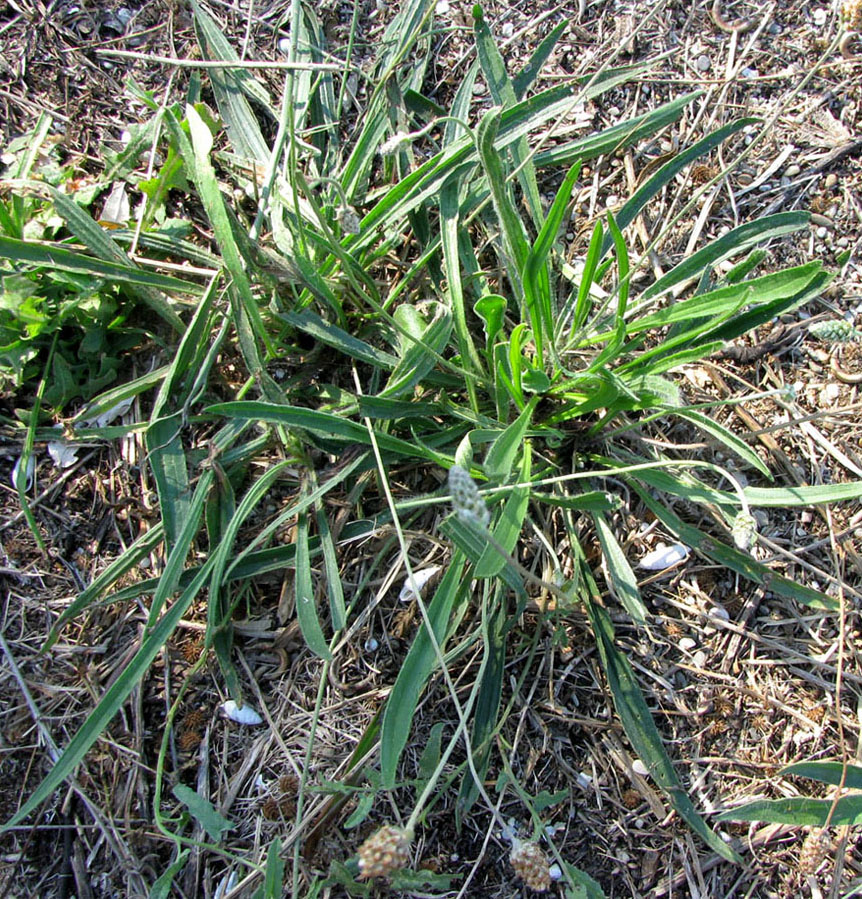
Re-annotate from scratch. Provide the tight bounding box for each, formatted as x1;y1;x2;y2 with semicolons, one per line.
2;0;859;895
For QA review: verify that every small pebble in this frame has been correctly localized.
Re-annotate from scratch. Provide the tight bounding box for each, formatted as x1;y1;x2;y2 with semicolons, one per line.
696;54;711;72
709;604;730;621
824;173;838;189
816;226;828;239
632;759;649;777
679;637;697;652
812;7;827;26
435;0;450;14
364;637;379;652
693;650;708;668
784;164;801;178
501;21;514;37
277;37;290;54
741;67;758;78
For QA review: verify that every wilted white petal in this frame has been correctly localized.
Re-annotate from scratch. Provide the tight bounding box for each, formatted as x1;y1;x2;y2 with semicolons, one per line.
99;181;130;227
48;441;80;469
639;543;689;570
221;700;263;726
399;565;441;602
11;454;35;490
83;397;133;429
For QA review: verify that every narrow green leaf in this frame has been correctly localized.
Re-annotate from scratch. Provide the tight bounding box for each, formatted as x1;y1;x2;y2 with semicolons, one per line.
512;21;567;99
743;481;862;507
262;838;285;899
280;309;398;369
173;784;232;841
484;397;536;479
0;235;198;296
782;761;862;790
641;213;810;302
474;444;531;578
381;555;467;787
2;534;215;833
149;850;190;899
295;508;331;659
593;511;646;625
676;409;772;479
584;595;741;863
628;481;838;610
206;401;447;463
716;795;862;827
146;413;190;552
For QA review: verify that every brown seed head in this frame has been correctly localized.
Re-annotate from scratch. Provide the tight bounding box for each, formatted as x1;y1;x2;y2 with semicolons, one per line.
357;825;413;879
509;839;551;892
842;0;862;30
178;729;202;752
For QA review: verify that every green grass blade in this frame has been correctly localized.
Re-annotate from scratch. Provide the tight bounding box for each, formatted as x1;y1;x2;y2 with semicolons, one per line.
592;511;646;625
381;307;453;398
716;795;862;827
782;761;862;789
295;506;332;659
640;212;810;302
315;503;346;631
0;235;198;297
524;162;580;360
43;524;165;649
192;0;272;162
512;21;567;99
484;398;536;479
603;119;758;255
675;409;772;479
206;401;447;463
381;554;467;787
280;309;398;369
473;6;542;226
584;593;741;864
474;446;531;578
146;413;190;552
743;482;862;507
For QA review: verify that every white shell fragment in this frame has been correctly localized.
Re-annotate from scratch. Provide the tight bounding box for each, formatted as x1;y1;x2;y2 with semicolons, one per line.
221;700;264;726
399;566;442;602
639;543;689;571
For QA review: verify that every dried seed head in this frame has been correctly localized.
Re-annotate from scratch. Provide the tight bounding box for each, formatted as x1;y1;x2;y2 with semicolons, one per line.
731;511;758;551
178;729;202;752
448;465;490;528
842;0;862;30
357;825;413;879
336;205;361;235
808;318;861;344
509;839;551;892
799;828;830;875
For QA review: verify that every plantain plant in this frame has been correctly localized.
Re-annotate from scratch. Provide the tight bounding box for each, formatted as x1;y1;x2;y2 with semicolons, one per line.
1;0;856;894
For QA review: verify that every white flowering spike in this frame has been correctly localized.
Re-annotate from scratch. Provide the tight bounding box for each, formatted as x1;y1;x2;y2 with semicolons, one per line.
808;319;861;344
731;511;758;551
379;131;412;157
221;700;264;726
448;465;490;528
336;205;361;235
